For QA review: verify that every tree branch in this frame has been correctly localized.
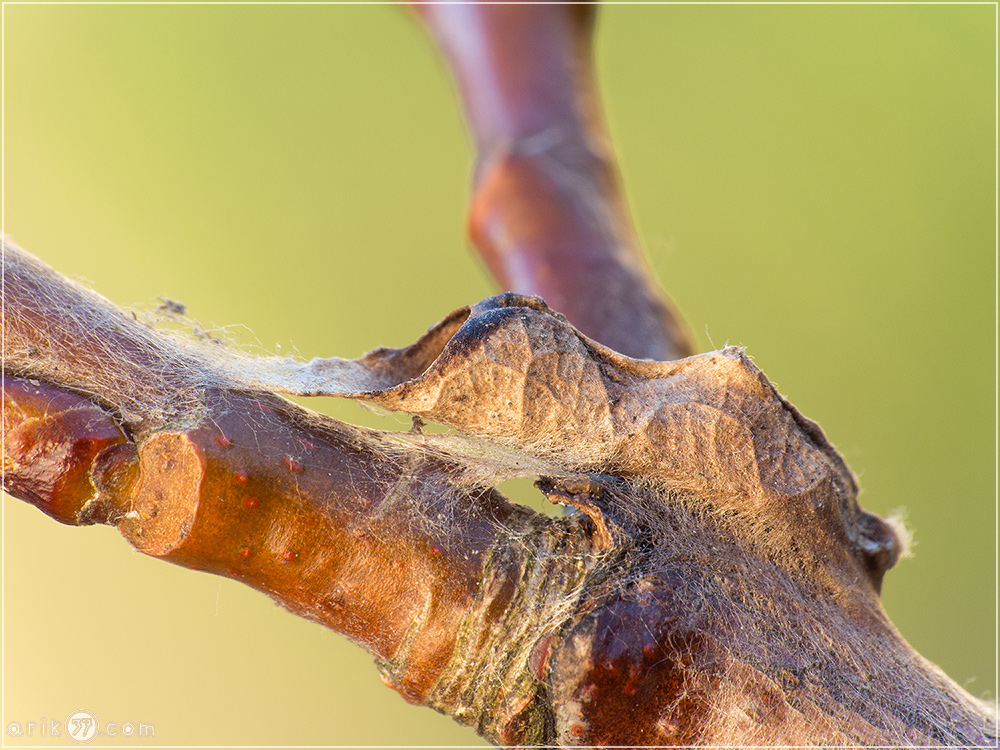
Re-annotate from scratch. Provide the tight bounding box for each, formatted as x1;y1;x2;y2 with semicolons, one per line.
3;240;995;744
4;3;994;746
413;3;696;361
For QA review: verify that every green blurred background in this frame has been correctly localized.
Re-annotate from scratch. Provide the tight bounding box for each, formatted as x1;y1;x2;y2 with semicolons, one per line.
3;4;994;746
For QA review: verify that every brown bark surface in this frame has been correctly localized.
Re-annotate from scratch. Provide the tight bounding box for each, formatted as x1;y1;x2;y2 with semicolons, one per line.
414;4;695;362
4;3;994;746
3;241;995;745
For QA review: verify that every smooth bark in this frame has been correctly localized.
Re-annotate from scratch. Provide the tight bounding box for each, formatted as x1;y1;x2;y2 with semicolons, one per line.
3;242;995;745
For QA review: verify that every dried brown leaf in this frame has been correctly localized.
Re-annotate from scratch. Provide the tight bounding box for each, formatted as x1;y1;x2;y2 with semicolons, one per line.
3;243;994;745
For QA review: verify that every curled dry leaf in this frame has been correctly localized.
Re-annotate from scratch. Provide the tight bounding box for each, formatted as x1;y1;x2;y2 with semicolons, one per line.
2;243;995;745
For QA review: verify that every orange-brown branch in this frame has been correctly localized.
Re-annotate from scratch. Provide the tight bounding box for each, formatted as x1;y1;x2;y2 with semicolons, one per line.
2;8;994;746
3;242;995;745
1;242;593;743
413;4;696;361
